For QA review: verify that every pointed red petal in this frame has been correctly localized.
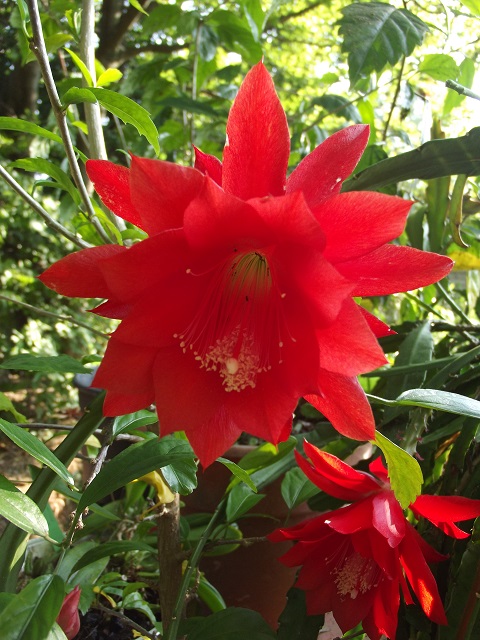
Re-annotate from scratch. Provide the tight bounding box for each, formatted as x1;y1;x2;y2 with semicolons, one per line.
86;160;145;230
327;499;374;534
183;177;267;251
187;414;242;468
38;245;126;298
306;372;376;441
368;455;389;482
300;441;380;497
316;299;388;376
314;191;411;263
129;156;204;235
411;494;480;539
286;125;369;207
399;528;448;625
98;229;189;302
337;245;453;296
222;61;290;199
363;576;400;640
371;491;405;547
194;146;223;185
358;306;396;338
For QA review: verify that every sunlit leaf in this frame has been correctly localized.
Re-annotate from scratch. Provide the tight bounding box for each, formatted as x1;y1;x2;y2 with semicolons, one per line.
374;432;423;508
0;475;51;538
0;354;90;374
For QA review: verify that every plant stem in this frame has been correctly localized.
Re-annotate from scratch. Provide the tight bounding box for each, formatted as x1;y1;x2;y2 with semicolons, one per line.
0;164;90;249
436;280;474;326
164;497;226;640
0;294;109;338
446;79;480;102
157;494;183;633
25;0;113;245
382;56;405;141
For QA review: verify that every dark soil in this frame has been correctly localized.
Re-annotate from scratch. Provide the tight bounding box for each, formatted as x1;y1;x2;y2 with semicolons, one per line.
76;609;154;640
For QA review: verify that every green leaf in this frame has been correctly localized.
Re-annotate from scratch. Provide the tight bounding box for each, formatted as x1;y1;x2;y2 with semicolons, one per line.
198;24;218;61
0;419;74;486
179;607;276;639
339;2;429;86
96;68;123;87
0;392;27;423
0;575;65;640
128;0;148;15
0;475;51;538
444;57;476;115
243;0;265;41
65;47;93;86
419;54;459;81
396;389;480;419
226;483;265;522
159;95;219;116
0;117;63;145
47;623;68;640
112;409;158;437
78;436;196;510
374;432;423;508
160;438;198;495
0;354;90;374
281;468;319;511
219;457;258;492
62;87;160;156
311;94;361;123
277;588;324;640
459;0;480;16
208;9;263;64
197;576;227;613
71;540;156;573
9;158;81;205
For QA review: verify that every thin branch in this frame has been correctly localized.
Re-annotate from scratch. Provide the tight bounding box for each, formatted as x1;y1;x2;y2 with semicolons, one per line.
25;0;113;245
0;294;109;338
446;79;480;102
382;56;406;141
93;602;160;640
0;164;90;249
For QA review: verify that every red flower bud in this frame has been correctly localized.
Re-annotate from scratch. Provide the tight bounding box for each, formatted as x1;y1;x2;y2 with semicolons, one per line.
56;585;81;640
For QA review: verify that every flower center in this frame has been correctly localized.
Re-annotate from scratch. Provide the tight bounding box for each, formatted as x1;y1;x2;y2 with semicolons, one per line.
175;251;288;392
332;551;380;600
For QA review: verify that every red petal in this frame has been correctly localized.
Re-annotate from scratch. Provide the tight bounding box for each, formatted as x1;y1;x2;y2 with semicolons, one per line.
93;338;156;398
368;456;389;483
286;125;369;207
337;245;453;296
183;177;268;251
314;191;411;263
327;499;374;534
86;160;145;230
129;156;204;235
98;229;189;302
371;491;405;547
222;61;290;200
306;372;375;441
38;245;126;298
187;410;243;468
399;528;448;625
411;495;480;539
316;299;388;376
363;576;399;640
194;146;223;185
405;522;447;563
90;299;132;319
358;306;396;338
103;389;154;416
299;441;380;498
250;191;325;249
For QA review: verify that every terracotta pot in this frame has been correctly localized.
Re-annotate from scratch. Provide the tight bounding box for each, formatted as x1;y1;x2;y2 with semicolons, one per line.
183;444;312;629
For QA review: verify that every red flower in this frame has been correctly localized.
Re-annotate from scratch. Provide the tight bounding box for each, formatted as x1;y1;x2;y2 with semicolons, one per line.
56;585;81;639
39;62;452;466
269;441;480;639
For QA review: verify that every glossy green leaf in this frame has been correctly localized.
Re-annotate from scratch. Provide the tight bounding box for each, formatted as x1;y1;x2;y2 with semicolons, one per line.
0;117;63;145
78;436;196;509
179;607;276;639
281;467;319;510
65;47;93;86
226;483;265;522
0;574;65;640
197;576;227;613
47;623;68;640
374;432;423;508
277;587;324;640
128;0;148;15
159;437;198;495
0;475;52;538
0;354;90;374
243;0;265;41
444;57;476;115
396;389;480;419
96;68;123;87
339;2;429;86
419;54;459;81
62;87;160;155
0;419;74;486
219;457;258;492
9;158;81;205
112;409;158;437
0;392;27;423
71;540;156;573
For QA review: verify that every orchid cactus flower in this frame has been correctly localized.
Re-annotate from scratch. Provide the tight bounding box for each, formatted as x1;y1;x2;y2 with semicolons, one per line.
269;441;480;639
40;62;452;465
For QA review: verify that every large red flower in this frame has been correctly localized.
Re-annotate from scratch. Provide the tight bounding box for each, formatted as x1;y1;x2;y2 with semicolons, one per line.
39;62;452;465
269;441;480;639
